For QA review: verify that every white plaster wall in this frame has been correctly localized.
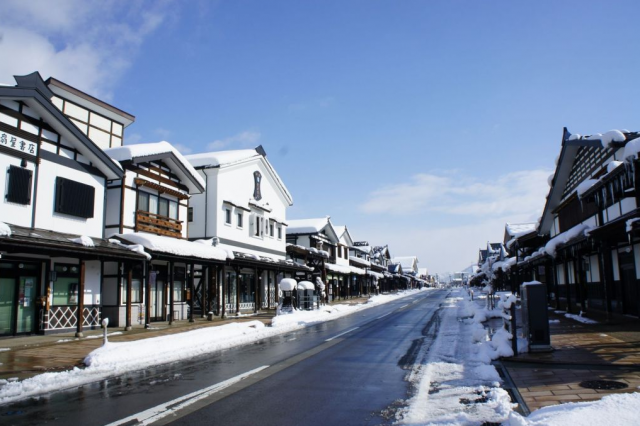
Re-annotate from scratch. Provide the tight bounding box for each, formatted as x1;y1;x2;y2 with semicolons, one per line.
0;155;36;227
84;260;101;305
621;197;637;215
186;170;207;238
105;183;121;229
34;158;106;238
208;159;288;259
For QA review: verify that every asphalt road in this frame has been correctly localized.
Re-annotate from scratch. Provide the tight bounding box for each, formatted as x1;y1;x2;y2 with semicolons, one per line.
2;289;449;426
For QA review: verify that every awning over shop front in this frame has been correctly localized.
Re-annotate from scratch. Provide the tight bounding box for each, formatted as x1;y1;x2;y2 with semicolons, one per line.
114;232;229;263
0;223;148;261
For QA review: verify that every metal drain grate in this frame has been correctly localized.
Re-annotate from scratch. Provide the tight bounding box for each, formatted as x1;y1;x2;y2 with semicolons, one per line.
578;380;628;390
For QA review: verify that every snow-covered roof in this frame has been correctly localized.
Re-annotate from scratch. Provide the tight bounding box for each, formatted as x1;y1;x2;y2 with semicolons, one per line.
544;223;591;257
115;233;229;261
367;270;384;279
186;146;293;205
349;256;371;267
287;217;331;234
185;149;260;168
505;223;537;237
325;263;352;274
105;141;205;193
392;256;418;271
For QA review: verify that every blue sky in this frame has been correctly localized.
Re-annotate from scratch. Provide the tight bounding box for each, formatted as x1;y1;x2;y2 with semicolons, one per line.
2;0;639;274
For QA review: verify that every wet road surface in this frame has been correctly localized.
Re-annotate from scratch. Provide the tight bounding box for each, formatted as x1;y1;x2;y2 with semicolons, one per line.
2;290;449;426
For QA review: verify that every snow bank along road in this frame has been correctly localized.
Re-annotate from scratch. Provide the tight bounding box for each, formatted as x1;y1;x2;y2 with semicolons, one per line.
1;289;448;425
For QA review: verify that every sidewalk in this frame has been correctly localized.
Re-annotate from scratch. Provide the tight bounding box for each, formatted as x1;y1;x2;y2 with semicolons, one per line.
496;303;640;414
0;296;374;382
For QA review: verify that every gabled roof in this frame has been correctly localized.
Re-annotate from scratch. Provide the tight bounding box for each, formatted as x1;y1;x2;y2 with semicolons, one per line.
372;245;391;259
46;77;135;127
186;146;293;206
334;225;355;246
105;141;205;193
0;72;123;179
392;256;418;271
540;127;640;234
287;217;340;243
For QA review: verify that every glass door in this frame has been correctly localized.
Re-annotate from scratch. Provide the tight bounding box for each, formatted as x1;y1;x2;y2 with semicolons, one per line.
17;275;37;333
0;277;16;335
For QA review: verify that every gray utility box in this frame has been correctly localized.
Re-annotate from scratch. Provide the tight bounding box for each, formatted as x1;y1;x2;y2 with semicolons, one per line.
521;282;551;352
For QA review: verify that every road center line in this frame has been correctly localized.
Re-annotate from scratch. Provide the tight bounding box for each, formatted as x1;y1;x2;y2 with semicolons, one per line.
399;304;409;309
377;312;392;320
104;365;269;426
325;327;360;341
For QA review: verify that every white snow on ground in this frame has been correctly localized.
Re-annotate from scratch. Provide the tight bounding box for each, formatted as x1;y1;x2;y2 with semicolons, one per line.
0;348;10;352
505;393;640;426
0;289;426;405
398;288;514;425
564;313;598;324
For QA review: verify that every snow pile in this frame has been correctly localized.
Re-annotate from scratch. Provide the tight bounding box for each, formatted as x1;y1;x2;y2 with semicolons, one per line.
565;312;598;324
623;136;640;160
114;233;228;261
297;281;314;290
544;223;591;257
626;218;640;233
399;289;514;425
576;179;599;198
577;130;627;148
279;278;297;291
68;235;94;247
607;160;623;173
108;239;151;260
0;222;11;237
0;289;426;405
506;393;640;426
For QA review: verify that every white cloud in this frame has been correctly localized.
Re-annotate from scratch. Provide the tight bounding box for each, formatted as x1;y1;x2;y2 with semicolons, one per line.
360;169;551;217
207;131;261;151
0;0;170;99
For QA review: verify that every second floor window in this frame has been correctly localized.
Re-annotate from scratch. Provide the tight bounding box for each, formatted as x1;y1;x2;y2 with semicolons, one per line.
138;191;178;220
237;212;243;228
225;208;232;224
277;226;282;239
6;165;32;205
55;177;95;218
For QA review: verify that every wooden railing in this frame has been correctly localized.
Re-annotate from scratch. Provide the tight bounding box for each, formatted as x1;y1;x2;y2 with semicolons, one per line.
136;210;183;238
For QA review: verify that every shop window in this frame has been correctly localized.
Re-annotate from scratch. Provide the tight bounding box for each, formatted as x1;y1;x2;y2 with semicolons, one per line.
55;177;95;218
6;165;32;205
121;264;144;304
52;263;80;305
138;191;178;219
173;266;185;302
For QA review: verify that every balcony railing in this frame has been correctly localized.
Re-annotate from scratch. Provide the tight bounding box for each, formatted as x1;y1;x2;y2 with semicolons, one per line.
136;210;183;238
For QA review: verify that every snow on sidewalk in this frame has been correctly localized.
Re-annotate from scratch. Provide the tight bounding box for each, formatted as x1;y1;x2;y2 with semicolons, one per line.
397;288;514;425
0;289;428;405
399;288;640;426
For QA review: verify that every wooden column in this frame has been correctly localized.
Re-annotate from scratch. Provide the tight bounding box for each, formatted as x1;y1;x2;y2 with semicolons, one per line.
600;242;614;318
75;260;86;338
221;267;227;319
169;261;175;325
125;264;132;331
145;262;151;328
235;267;241;315
275;270;280;305
322;259;327;303
189;263;195;323
254;267;259;313
201;265;207;318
